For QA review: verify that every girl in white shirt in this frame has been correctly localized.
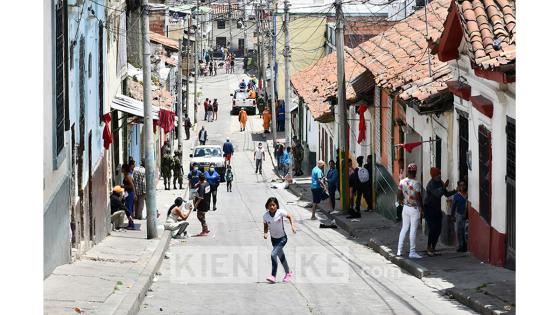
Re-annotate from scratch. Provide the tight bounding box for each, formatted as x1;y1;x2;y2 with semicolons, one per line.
263;197;296;283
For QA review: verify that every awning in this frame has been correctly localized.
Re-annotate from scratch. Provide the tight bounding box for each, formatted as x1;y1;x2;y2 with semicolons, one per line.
111;94;161;120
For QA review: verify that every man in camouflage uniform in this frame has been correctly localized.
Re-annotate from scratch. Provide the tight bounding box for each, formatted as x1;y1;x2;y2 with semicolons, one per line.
172;150;184;190
293;138;304;176
161;148;174;190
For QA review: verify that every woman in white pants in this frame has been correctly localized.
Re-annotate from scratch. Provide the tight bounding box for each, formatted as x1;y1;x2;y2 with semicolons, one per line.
396;163;424;258
164;197;192;239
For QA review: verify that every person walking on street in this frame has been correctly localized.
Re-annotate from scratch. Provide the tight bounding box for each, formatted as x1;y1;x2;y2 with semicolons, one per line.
262;106;272;133
254;142;265;174
122;164;136;228
424;167;456;256
194;174;211;236
132;159;146;219
110;185;132;230
281;146;292;176
164;197;192;239
213;60;217;76
172;150;184;190
209;61;214;77
212;99;219;121
238;108;248;131
225;165;234;192
184;114;192;140
263;197;296;283
451;180;469;252
198;126;208;145
230;57;235;73
187;164;202;200
204;164;220;211
223;137;234;165
397;163;424;259
310;160;326;220
204;98;209;121
326;160;339;210
206;101;214;122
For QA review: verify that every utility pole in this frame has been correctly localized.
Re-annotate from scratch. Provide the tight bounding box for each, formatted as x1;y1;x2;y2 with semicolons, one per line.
260;3;267;98
243;0;248;56
283;0;292;177
256;3;262;90
141;0;158;239
335;0;349;212
177;38;183;150
194;0;199;124
269;0;277;147
185;16;191;123
228;0;233;50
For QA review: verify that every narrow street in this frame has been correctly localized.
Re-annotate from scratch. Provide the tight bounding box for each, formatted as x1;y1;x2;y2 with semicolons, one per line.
137;66;475;315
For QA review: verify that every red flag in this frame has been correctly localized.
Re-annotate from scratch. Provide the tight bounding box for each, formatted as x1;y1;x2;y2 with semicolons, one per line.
357;104;367;144
396;141;423;153
102;113;112;150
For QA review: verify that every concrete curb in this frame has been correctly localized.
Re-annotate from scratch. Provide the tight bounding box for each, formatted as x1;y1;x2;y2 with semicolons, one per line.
366;238;430;279
445;287;512;315
114;230;172;315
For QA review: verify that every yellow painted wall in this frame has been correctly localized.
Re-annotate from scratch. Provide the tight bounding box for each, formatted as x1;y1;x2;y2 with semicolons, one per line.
275;15;327;100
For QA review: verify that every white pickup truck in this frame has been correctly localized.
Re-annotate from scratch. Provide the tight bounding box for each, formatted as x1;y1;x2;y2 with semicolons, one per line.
230;89;257;115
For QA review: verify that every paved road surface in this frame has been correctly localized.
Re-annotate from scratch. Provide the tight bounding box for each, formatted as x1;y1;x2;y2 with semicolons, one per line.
138;66;475;315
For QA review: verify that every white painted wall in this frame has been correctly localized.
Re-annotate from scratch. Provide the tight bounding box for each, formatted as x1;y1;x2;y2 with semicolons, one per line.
212;20;255;50
348;103;372;159
449;54;516;234
44;0;70;206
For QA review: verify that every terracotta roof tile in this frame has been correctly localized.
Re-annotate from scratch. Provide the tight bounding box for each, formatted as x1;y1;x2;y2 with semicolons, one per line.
456;0;516;69
128;79;173;109
149;32;179;50
290;50;366;121
347;0;452;103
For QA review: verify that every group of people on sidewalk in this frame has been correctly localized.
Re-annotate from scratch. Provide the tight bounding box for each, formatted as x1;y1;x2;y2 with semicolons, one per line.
397;163;469;258
110;157;146;230
203;98;219;122
273;138;304;177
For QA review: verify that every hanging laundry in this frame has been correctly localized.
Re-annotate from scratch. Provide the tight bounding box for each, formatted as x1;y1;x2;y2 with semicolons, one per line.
102;113;112;150
396;141;423;153
357;104;368;144
158;109;176;134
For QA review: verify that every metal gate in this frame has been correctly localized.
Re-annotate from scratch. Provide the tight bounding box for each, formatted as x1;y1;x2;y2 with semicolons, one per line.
505;118;516;270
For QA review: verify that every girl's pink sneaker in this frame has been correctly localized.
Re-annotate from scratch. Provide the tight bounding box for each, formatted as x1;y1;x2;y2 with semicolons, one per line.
266;275;276;283
283;272;294;283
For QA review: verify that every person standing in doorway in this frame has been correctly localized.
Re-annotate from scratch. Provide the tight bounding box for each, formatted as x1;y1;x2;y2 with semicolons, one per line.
424;167;456;256
132;159;146;219
223;137;234;165
451;180;469;252
198;126;208;145
349;156;369;219
310;160;326;220
254;142;265;174
263;197;296;283
121;164;136;228
363;155;374;212
238;108;248;131
194;174;211;236
204;164;220;211
326;160;339;211
397;163;423;258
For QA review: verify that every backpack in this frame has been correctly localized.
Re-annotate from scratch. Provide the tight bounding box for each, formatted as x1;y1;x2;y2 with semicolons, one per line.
357;167;369;183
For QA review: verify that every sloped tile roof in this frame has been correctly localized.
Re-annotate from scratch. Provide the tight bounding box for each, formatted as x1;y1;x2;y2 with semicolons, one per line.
128;80;173;109
149;32;179;50
456;0;516;69
348;0;453;103
290;49;367;121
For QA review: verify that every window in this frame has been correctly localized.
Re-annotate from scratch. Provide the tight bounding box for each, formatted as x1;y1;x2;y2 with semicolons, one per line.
216;36;227;48
54;0;66;160
217;20;225;29
478;125;492;223
458;112;469;183
88;52;92;78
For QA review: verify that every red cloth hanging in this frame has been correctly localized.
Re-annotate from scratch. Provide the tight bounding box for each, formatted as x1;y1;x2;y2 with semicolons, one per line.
158;109;176;134
396;141;423;153
102;113;112;150
357;104;368;144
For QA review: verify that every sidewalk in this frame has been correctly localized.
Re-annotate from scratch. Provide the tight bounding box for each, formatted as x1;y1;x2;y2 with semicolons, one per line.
44;132;196;315
287;180;515;315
